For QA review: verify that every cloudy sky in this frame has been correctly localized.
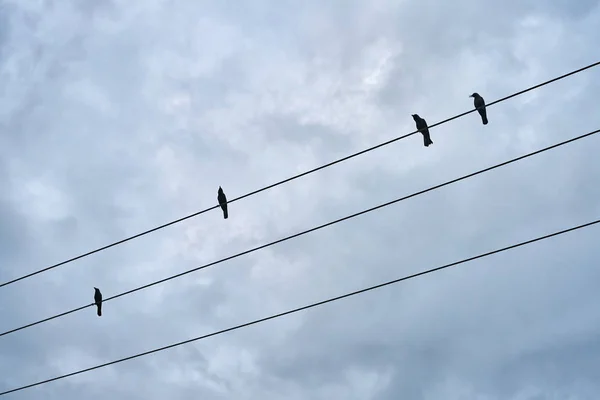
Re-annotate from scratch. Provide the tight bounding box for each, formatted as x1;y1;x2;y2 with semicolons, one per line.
0;0;600;399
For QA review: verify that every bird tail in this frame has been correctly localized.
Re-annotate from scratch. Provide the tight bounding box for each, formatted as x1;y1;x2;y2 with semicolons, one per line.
97;304;102;317
223;208;228;219
424;136;433;147
482;115;488;125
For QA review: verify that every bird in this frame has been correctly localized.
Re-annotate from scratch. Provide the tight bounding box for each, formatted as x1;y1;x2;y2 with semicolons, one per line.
94;287;102;317
470;92;488;125
217;186;228;219
412;114;433;147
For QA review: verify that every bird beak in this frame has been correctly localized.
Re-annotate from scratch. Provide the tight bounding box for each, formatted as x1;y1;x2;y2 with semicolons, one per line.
469;94;473;97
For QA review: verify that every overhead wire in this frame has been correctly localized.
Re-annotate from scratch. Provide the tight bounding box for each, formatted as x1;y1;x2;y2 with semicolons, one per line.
1;217;598;396
1;127;598;339
1;60;598;289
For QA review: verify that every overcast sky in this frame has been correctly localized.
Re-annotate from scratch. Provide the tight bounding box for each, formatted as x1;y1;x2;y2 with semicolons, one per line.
0;0;600;399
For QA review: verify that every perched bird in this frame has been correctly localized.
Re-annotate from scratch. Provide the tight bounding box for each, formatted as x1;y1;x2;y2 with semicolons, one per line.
94;287;102;317
470;92;488;125
412;114;433;147
217;186;228;219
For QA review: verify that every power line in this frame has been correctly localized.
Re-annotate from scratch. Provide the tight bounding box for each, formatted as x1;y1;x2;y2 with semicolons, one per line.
2;128;598;339
2;218;598;396
1;60;598;290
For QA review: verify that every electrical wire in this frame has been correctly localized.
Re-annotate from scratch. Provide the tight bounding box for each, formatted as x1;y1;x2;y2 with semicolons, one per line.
1;217;597;396
1;128;597;339
1;60;598;289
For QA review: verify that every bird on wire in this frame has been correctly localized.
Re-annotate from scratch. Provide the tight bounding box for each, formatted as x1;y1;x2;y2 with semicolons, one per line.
94;287;103;317
412;114;433;147
470;92;488;125
217;186;228;219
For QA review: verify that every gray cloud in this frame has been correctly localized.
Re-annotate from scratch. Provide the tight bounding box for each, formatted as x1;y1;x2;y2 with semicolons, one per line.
0;0;599;399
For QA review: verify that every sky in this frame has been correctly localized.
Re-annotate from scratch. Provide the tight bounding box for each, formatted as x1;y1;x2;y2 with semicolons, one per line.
0;0;600;399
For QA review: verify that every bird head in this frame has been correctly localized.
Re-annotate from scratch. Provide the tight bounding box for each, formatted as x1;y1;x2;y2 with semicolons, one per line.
470;93;479;98
94;287;98;291
411;114;419;121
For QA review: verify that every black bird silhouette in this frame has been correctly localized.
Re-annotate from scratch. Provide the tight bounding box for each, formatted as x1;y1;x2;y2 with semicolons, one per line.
217;186;228;219
412;114;433;147
94;287;102;317
470;92;488;125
